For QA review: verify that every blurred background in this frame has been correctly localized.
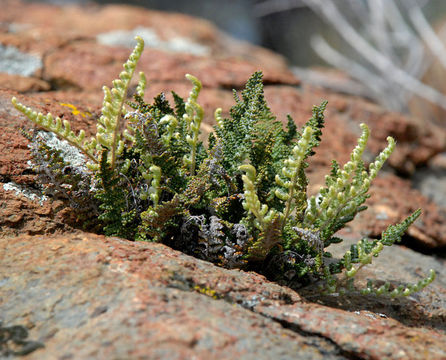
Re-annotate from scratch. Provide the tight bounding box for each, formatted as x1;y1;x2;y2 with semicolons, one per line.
22;0;446;126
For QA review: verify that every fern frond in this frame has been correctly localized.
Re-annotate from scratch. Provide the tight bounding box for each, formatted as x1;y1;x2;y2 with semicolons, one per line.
12;97;97;164
275;125;314;227
183;74;204;175
359;269;436;297
335;210;436;297
97;36;145;170
12;36;145;172
304;123;395;242
380;208;421;245
136;71;147;98
303;100;327;157
239;164;276;231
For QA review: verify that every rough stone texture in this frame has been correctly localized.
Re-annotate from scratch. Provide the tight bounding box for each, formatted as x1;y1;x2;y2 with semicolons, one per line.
298;85;446;174
1;1;446;359
413;152;446;211
354;174;446;248
0;73;50;92
1;233;446;360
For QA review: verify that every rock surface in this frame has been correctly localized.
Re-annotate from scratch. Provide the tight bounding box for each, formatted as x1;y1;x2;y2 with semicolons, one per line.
1;1;446;359
1;232;446;359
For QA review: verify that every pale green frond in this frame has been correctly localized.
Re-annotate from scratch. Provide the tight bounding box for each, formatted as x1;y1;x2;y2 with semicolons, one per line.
136;71;147;98
277;125;313;227
11;97;98;164
183;73;204;175
239;164;276;231
99;35;145;169
214;108;223;128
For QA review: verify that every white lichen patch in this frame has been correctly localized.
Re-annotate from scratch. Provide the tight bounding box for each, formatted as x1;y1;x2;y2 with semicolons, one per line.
0;44;42;76
34;131;88;171
3;182;48;205
96;26;210;56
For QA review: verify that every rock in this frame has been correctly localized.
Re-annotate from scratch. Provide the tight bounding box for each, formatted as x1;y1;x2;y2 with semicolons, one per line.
345;173;446;248
0;73;50;93
412;152;446;212
1;233;445;359
0;184;70;238
0;43;42;77
299;85;446;174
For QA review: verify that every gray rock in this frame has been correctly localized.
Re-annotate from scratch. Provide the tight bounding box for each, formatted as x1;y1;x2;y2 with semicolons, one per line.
0;44;42;76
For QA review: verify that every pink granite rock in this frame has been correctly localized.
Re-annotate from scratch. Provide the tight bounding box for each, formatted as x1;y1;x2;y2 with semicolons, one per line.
1;233;445;359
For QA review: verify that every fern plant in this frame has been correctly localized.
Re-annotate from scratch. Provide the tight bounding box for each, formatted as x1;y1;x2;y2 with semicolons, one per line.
12;36;435;296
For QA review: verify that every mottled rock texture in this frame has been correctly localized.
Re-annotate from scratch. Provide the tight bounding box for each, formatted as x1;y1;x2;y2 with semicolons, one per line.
1;1;446;359
2;233;446;360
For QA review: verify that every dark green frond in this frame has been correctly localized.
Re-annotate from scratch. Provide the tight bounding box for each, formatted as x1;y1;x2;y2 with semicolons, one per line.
381;209;421;246
303;100;327;157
